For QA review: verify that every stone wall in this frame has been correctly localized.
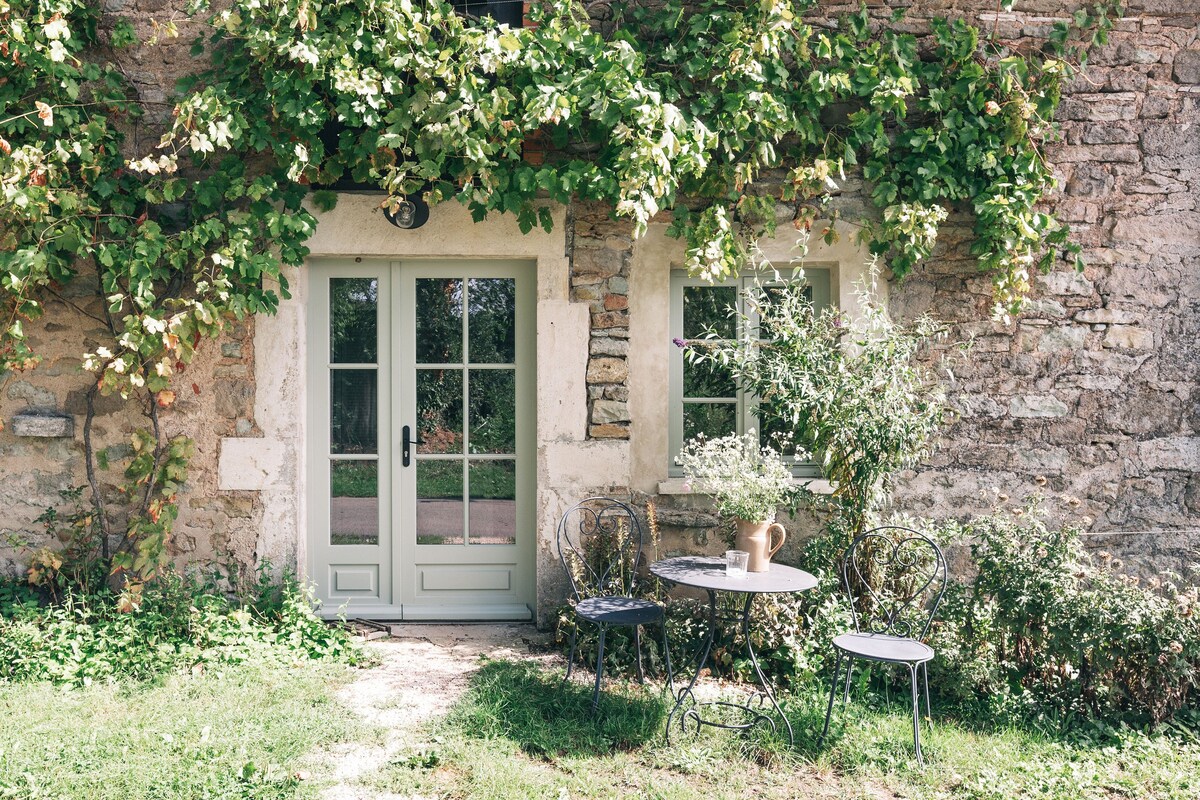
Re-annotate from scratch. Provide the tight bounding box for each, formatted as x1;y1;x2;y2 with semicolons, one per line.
873;1;1199;574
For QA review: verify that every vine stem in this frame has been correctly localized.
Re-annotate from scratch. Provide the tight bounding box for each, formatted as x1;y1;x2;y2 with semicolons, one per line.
83;381;112;562
140;392;165;515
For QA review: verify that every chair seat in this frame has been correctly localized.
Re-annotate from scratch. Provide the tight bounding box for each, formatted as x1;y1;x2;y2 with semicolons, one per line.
833;632;934;664
576;596;664;626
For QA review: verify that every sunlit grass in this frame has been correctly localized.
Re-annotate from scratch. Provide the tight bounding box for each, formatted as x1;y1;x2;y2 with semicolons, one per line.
363;658;1200;800
0;661;367;800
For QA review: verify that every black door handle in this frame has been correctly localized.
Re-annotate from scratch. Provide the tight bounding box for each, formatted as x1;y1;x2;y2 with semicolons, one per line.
402;425;424;467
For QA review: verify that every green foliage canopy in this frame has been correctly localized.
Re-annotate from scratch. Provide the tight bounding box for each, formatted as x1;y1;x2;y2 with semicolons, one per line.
0;0;1116;581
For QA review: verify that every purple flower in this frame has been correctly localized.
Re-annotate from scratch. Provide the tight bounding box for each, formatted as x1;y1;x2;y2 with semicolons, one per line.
672;337;687;349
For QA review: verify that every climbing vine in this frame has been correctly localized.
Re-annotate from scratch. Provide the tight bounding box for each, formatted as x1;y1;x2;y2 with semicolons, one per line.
0;0;1118;587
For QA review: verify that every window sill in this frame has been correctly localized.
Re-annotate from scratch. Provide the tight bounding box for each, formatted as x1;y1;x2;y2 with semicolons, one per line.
657;477;835;496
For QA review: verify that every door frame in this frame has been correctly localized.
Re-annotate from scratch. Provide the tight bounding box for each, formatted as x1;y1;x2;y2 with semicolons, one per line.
305;256;536;620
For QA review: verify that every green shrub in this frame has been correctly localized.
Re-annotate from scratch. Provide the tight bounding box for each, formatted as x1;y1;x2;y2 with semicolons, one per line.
0;568;365;686
931;504;1200;727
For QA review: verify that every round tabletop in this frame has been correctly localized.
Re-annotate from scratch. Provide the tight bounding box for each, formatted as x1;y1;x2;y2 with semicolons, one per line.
650;556;819;595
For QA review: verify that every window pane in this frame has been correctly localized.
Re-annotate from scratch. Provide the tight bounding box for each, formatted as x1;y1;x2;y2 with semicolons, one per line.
452;1;524;27
416;460;464;545
416;278;463;364
469;460;516;545
330;278;377;363
417;369;464;454
683;358;736;398
331;370;377;454
683;402;736;442
467;278;516;364
683;285;736;339
330;461;378;545
469;369;515;454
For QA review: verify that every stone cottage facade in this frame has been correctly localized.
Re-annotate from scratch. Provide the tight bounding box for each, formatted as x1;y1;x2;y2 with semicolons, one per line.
0;1;1196;624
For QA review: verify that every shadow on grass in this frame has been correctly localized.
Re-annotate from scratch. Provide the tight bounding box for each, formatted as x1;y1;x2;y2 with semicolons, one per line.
445;659;669;758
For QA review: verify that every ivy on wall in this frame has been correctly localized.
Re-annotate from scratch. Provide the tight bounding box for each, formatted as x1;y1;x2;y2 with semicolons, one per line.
0;0;1117;585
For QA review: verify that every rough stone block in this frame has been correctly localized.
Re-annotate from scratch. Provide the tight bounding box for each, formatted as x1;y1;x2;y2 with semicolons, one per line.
591;400;630;424
589;336;629;357
588;423;630;439
586;357;628;384
1173;50;1200;84
1080;123;1140;145
1036;325;1089;352
1057;93;1140;121
1137;437;1199;471
214;381;254;419
1113;212;1200;247
1142;121;1200;167
1010;395;1070;418
571;245;624;277
10;412;73;438
1037;271;1094;297
590;311;629;330
1074;308;1140;324
602;293;628;311
1103;324;1154;350
602;386;629;402
1049;144;1141;163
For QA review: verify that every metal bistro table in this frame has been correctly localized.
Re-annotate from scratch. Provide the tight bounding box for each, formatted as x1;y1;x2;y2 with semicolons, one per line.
650;555;818;745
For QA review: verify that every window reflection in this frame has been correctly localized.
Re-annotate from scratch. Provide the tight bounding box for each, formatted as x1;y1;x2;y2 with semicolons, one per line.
330;461;379;545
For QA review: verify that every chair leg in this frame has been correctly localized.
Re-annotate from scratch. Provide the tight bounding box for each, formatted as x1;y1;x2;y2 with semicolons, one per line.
660;620;674;698
565;623;578;681
922;661;932;727
909;663;923;765
818;650;844;747
634;625;645;684
592;624;607;714
842;654;854;706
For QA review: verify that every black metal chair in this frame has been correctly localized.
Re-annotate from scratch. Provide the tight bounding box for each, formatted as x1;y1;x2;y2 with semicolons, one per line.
557;497;673;712
818;526;947;764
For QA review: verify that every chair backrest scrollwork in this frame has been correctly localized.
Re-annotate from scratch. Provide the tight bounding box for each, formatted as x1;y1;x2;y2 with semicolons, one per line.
840;526;947;641
556;497;645;603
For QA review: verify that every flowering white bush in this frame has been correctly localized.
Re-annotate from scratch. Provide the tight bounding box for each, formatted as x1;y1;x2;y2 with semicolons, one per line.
677;432;799;521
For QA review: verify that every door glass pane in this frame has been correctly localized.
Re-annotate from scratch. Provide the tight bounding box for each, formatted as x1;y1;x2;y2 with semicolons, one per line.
330;278;377;363
416;278;463;364
468;369;515;454
331;370;377;454
467;278;516;364
683;359;736;398
330;461;378;545
683;402;736;443
469;460;516;545
417;368;463;454
416;460;464;545
683;285;736;339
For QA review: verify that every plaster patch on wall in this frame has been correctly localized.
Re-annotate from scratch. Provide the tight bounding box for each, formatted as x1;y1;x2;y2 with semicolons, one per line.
218;438;289;490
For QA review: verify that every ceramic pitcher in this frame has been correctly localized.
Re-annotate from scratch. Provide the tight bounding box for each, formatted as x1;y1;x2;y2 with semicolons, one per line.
734;518;787;572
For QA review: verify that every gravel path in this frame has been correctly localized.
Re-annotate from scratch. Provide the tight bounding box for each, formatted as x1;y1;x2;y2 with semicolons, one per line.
310;623;557;800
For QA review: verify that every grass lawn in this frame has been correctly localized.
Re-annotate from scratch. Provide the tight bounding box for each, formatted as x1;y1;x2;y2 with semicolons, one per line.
0;661;368;799
362;659;1200;800
5;652;1198;800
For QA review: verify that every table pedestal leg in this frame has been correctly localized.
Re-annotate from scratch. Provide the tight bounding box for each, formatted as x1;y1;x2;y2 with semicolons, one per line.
740;592;794;746
664;590;792;745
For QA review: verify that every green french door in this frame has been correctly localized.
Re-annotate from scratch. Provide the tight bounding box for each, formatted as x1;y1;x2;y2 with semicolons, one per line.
307;258;535;620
